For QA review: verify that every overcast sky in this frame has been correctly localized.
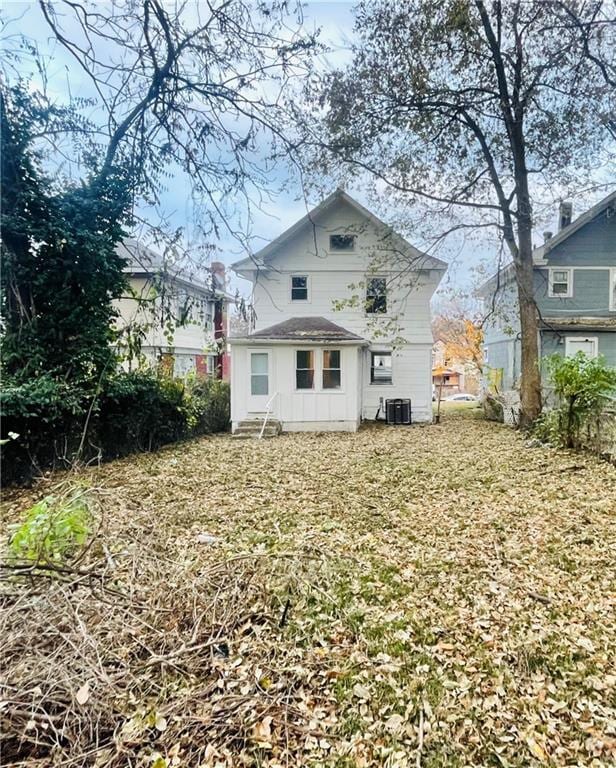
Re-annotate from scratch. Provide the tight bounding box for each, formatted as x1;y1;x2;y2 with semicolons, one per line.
3;0;612;303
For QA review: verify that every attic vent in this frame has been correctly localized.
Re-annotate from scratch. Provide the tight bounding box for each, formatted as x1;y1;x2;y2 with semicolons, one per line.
330;234;356;251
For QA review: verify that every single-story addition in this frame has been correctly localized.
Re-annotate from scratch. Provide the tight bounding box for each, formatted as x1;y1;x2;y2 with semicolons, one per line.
230;317;369;432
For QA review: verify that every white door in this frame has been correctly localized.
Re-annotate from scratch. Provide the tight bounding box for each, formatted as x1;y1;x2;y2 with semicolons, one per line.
565;337;598;358
248;350;271;412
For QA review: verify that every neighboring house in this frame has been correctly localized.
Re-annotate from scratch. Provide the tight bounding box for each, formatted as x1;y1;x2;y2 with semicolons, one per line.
480;191;616;392
431;339;474;396
229;190;447;432
114;239;233;379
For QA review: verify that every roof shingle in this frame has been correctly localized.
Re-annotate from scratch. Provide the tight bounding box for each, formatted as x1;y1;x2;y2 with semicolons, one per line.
249;316;366;342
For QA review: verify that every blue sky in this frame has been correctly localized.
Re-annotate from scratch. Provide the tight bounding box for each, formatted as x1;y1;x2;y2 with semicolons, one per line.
3;1;611;303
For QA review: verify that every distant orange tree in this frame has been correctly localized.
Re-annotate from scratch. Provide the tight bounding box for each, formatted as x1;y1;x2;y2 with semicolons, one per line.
433;315;484;376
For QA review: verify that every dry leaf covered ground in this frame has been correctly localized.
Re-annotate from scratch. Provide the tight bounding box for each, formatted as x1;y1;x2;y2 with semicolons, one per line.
2;409;616;767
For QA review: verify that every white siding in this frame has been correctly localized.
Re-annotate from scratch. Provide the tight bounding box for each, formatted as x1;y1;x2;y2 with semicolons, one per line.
233;197;444;427
231;344;362;431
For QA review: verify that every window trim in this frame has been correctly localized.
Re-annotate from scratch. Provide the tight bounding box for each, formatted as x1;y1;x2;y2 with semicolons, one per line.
564;336;599;358
366;275;388;315
322;348;342;390
548;267;573;298
295;349;315;391
610;268;616;312
329;233;356;252
290;274;310;303
370;350;393;385
249;350;270;397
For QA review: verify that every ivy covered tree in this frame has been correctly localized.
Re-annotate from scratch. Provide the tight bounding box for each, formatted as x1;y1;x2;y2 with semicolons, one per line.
301;0;615;425
1;86;130;384
1;0;316;386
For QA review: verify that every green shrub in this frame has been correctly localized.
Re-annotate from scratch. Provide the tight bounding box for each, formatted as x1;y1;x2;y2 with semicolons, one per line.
184;375;230;435
1;369;230;485
8;486;93;565
0;375;89;485
544;352;616;449
531;410;560;444
98;370;188;457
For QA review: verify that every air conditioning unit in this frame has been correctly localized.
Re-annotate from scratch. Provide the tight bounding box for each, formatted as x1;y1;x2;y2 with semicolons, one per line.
386;398;411;425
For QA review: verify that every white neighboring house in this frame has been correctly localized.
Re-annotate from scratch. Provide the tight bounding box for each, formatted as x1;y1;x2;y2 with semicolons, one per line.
229;190;447;432
114;239;233;379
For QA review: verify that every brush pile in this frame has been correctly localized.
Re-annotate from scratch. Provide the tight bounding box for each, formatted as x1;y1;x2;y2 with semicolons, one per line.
1;487;341;767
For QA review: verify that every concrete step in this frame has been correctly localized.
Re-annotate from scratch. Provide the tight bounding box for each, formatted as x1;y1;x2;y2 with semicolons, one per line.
232;418;282;439
234;426;280;437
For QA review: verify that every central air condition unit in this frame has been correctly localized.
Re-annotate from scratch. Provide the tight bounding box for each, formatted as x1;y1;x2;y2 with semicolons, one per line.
386;398;411;425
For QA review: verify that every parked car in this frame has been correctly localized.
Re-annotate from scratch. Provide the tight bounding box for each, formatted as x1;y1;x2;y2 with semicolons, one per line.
446;393;479;402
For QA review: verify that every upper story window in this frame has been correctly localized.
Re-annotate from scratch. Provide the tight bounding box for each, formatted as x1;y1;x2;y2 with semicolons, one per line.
548;268;573;298
329;234;356;251
366;276;387;314
371;352;393;384
291;275;308;301
296;350;315;389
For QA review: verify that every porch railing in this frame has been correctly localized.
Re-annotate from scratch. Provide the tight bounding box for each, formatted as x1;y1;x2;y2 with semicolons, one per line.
259;392;279;439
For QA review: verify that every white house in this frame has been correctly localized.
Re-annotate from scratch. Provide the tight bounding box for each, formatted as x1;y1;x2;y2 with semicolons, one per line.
114;239;233;379
229;190;447;433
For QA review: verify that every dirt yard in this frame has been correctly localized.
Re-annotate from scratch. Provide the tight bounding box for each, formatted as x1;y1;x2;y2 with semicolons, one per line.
2;411;615;767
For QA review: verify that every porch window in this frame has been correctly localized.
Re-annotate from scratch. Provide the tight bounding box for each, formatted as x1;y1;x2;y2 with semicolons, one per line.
366;277;387;314
291;275;308;301
329;234;356;251
323;350;341;389
548;268;572;297
371;352;392;384
250;353;269;395
296;350;314;389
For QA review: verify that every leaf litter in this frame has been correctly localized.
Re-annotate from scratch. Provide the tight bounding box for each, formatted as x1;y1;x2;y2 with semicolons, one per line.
1;410;615;766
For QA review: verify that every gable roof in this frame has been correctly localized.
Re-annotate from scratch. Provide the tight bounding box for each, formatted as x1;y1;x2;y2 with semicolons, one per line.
237;316;367;343
478;189;616;295
541;189;616;255
232;189;448;273
117;238;233;300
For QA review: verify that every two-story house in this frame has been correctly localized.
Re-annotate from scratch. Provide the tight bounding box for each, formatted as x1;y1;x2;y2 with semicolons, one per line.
229;190;447;432
480;191;616;392
114;239;233;379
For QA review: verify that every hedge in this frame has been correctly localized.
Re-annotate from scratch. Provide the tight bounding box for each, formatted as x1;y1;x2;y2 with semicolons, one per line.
0;371;230;486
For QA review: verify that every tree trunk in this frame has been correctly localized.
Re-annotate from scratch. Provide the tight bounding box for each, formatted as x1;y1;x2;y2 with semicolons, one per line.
514;215;542;427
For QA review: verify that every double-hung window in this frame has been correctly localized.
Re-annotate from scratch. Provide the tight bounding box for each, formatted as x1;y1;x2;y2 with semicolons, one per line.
548;268;572;297
322;350;341;389
371;352;392;384
366;277;387;314
296;350;314;389
291;275;308;301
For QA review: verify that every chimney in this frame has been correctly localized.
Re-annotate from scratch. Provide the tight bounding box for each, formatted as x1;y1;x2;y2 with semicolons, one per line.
559;201;572;230
543;230;553;242
210;261;226;289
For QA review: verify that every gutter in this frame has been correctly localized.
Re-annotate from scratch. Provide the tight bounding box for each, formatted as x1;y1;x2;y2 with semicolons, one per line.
228;337;369;347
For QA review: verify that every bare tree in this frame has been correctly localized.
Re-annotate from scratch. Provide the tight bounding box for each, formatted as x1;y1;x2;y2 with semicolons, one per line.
1;0;317;379
295;0;615;425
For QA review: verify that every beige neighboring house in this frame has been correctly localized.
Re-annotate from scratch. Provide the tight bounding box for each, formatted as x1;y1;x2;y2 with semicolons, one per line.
114;239;233;379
